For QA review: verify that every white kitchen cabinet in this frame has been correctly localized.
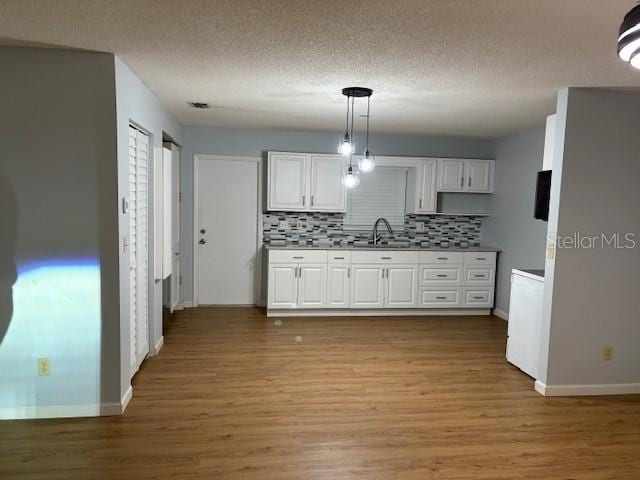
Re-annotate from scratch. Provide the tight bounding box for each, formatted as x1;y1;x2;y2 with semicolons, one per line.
298;264;327;308
351;265;385;308
414;159;437;213
385;265;418;307
309;155;346;211
437;158;494;193
267;264;298;308
327;263;351;308
465;160;493;192
437;159;465;192
267;153;307;210
267;152;345;212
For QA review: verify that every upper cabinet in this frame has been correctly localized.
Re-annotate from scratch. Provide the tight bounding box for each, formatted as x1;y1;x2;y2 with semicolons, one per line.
437;159;494;193
407;158;437;214
267;152;346;212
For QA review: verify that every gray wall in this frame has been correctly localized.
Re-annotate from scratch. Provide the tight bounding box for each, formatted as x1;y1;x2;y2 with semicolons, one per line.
482;128;548;315
539;88;640;388
0;47;120;412
114;57;184;400
181;126;494;303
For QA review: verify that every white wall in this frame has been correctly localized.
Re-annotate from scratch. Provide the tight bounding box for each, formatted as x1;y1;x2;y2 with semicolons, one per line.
0;47;120;417
538;88;640;392
114;57;183;400
181;126;495;304
482;128;548;315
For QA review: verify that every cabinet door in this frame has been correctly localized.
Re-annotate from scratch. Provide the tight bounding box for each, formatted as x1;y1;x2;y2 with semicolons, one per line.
327;264;351;308
350;265;384;308
385;265;418;308
437;159;465;192
298;263;326;308
465;160;493;192
309;155;346;212
268;153;307;210
415;159;437;213
267;264;298;308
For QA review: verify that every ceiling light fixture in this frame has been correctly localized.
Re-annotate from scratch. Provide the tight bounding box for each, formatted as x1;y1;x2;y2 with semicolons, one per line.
618;2;640;68
339;87;374;188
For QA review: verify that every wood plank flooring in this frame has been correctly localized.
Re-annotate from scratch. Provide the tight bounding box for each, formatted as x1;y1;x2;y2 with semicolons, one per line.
1;308;640;479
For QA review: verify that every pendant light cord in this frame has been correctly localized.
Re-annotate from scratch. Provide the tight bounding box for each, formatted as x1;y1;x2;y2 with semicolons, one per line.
365;95;371;153
349;95;355;167
345;94;350;135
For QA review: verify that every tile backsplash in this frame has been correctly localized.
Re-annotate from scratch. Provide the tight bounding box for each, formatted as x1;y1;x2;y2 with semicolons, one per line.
263;212;482;247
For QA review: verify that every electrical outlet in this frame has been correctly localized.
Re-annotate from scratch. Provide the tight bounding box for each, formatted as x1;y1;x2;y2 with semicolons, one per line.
296;220;304;230
416;222;425;232
278;220;289;230
37;358;51;376
603;345;614;361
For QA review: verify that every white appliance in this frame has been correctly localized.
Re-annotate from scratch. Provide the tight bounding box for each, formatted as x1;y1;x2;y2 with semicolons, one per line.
506;269;544;378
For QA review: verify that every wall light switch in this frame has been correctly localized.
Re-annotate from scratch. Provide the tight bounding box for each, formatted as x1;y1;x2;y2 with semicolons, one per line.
296;220;304;230
37;358;51;376
278;220;289;230
603;345;614;361
416;222;425;232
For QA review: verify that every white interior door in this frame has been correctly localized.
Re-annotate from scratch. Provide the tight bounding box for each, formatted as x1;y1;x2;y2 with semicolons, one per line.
196;157;259;305
128;125;150;375
170;145;181;311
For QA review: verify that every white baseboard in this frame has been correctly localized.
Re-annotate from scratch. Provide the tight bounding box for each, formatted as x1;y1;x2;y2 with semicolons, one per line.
493;308;509;321
535;380;640;396
152;335;164;356
0;385;133;420
267;308;491;317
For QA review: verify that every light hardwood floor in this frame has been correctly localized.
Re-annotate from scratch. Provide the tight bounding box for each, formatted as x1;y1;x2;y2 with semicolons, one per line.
1;308;640;479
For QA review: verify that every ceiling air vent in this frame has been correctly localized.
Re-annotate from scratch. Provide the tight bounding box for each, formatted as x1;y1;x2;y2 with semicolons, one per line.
188;101;210;109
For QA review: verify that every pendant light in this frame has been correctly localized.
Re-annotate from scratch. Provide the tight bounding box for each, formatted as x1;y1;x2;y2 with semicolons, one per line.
618;2;640;69
339;87;373;188
358;95;375;173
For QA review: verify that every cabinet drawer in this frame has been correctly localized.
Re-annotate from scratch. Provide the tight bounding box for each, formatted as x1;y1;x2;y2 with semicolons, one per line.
327;251;351;264
351;250;419;264
420;266;462;284
419;287;461;307
463;266;495;285
463;288;494;307
269;249;327;263
463;252;496;265
419;251;464;264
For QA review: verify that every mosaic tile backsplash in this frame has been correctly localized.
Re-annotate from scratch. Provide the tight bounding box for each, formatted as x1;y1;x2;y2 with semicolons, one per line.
263;212;482;248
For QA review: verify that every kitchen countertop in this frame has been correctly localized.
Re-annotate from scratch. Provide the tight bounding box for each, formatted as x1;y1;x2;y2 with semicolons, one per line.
264;244;500;252
513;268;544;281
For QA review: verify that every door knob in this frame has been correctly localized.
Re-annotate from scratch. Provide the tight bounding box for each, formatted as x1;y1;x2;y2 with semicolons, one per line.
199;239;206;245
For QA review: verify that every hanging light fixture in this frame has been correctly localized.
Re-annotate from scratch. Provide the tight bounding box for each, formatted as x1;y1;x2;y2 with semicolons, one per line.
339;87;373;187
358;95;375;173
618;2;640;69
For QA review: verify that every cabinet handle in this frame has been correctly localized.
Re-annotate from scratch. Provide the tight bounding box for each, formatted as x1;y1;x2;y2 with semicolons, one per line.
334;256;345;260
474;274;486;278
436;274;448;278
437;257;448;260
293;256;304;259
468;177;471;187
302;195;306;205
311;195;314;206
473;296;485;300
436;296;447;300
476;257;487;261
299;267;302;278
380;256;392;260
347;267;350;278
460;177;464;187
419;198;423;209
381;269;384;279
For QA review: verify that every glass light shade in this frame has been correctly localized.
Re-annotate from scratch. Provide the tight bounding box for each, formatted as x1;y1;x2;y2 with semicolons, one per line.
338;133;355;156
342;165;360;188
358;151;375;173
631;52;640;69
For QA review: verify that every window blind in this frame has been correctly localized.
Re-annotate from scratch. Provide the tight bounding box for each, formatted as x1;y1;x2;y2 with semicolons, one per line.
345;166;408;228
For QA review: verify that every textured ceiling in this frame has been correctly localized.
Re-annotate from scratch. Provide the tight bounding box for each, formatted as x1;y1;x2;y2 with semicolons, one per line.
0;0;638;137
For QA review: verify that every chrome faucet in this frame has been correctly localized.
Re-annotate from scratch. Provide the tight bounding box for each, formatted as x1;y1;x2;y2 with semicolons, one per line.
372;217;393;246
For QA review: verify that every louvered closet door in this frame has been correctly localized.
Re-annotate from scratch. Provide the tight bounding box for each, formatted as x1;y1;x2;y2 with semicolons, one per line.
128;125;150;376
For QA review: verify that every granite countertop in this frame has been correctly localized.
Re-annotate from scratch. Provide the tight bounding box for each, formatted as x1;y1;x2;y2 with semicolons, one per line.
264;244;500;252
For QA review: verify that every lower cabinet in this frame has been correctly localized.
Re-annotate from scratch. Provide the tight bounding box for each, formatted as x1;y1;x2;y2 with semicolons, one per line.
350;264;418;308
267;249;496;313
327;263;351;308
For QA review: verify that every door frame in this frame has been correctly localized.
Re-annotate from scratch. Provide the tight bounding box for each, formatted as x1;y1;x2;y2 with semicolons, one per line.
193;154;263;307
